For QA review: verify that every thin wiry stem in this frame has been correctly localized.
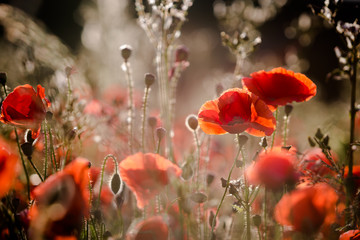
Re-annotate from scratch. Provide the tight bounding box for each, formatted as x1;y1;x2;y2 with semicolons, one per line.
271;108;279;149
123;60;135;154
141;86;150;153
14;128;30;201
211;134;242;236
43;122;48;179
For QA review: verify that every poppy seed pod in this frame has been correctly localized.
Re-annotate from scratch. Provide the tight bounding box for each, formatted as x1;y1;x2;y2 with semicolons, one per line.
252;215;262;227
185;114;198;131
0;72;7;86
237;135;248;147
156;127;166;141
119;45;132;61
284;104;293;117
144;73;155;87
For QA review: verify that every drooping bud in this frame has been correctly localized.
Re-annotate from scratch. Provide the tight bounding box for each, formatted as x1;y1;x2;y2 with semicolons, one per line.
144;73;155;87
24;130;35;144
21;142;33;158
323;135;330;146
185;114;198;131
110;173;122;195
181;161;193;180
190;192;208;203
206;173;215;185
119;45;132;61
0;72;7;86
237;135;248;147
156;127;166;141
284;103;293;117
252;215;262;227
259;137;267;148
221;177;227;188
148;117;158;129
175;45;189;62
209;210;216;228
315;128;323;140
308;137;316;147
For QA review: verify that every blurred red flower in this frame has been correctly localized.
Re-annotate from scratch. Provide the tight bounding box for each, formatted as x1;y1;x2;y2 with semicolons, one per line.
126;216;169;240
0;138;18;198
301;148;337;177
274;183;338;235
242;67;316;110
0;84;50;138
119;152;182;209
198;88;276;136
29;158;90;239
339;230;360;240
246;147;299;190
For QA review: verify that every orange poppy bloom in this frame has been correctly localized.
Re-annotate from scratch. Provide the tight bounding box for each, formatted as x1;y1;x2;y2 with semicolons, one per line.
126;216;169;240
198;88;276;136
339;230;360;240
274;183;338;235
29;158;90;239
246;147;299;190
242;67;316;110
119;152;182;209
0;138;18;198
0;84;50;138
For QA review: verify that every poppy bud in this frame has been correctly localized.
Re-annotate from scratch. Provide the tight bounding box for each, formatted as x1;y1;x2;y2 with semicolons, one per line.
181;161;193;180
323;135;330;146
215;83;224;96
281;145;292;151
260;137;268;148
0;72;7;86
237;135;248;147
175;45;189;62
221;177;227;188
119;45;132;61
284;104;293;117
45;111;53;121
315;128;323;140
228;184;238;196
252;215;262;227
21;142;33;158
144;73;155;87
110;172;122;195
206;173;215;185
25;130;35;144
156;127;166;141
185;114;198;131
148;117;158;129
308;137;316;147
190;192;207;203
66;127;78;142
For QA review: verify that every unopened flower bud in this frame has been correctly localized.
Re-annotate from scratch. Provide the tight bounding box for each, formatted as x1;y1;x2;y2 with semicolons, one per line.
237;135;248;147
216;84;224;96
209;210;216;228
21;142;33;158
308;136;316;147
148;117;158;129
185;114;198;131
221;177;227;188
315;128;323;140
228;184;238;196
156;127;166;141
235;160;244;168
119;45;132;61
175;45;189;62
25;130;35;144
0;72;7;86
110;173;122;195
252;215;262;227
284;104;293;117
181;161;193;180
144;73;155;87
260;137;267;148
206;173;215;185
190;192;207;203
323;135;330;146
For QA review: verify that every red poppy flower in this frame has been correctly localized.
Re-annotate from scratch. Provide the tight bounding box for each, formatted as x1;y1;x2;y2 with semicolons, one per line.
0;84;50;138
126;216;169;240
29;158;90;239
119;152;182;209
198;88;276;136
274;183;338;235
339;230;360;240
301;148;337;177
246;147;299;190
0;138;18;198
242;67;316;110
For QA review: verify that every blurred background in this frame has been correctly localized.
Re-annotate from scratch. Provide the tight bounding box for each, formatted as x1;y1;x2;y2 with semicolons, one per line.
0;0;359;154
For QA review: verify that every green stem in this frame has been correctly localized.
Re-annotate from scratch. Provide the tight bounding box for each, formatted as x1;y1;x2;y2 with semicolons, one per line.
211;134;242;236
193;129;201;190
283;114;288;147
14;128;30;201
271;108;279;149
47;123;58;171
98;154;118;205
141;86;150;153
123;60;135;154
27;157;43;182
43;123;48;179
264;188;267;240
